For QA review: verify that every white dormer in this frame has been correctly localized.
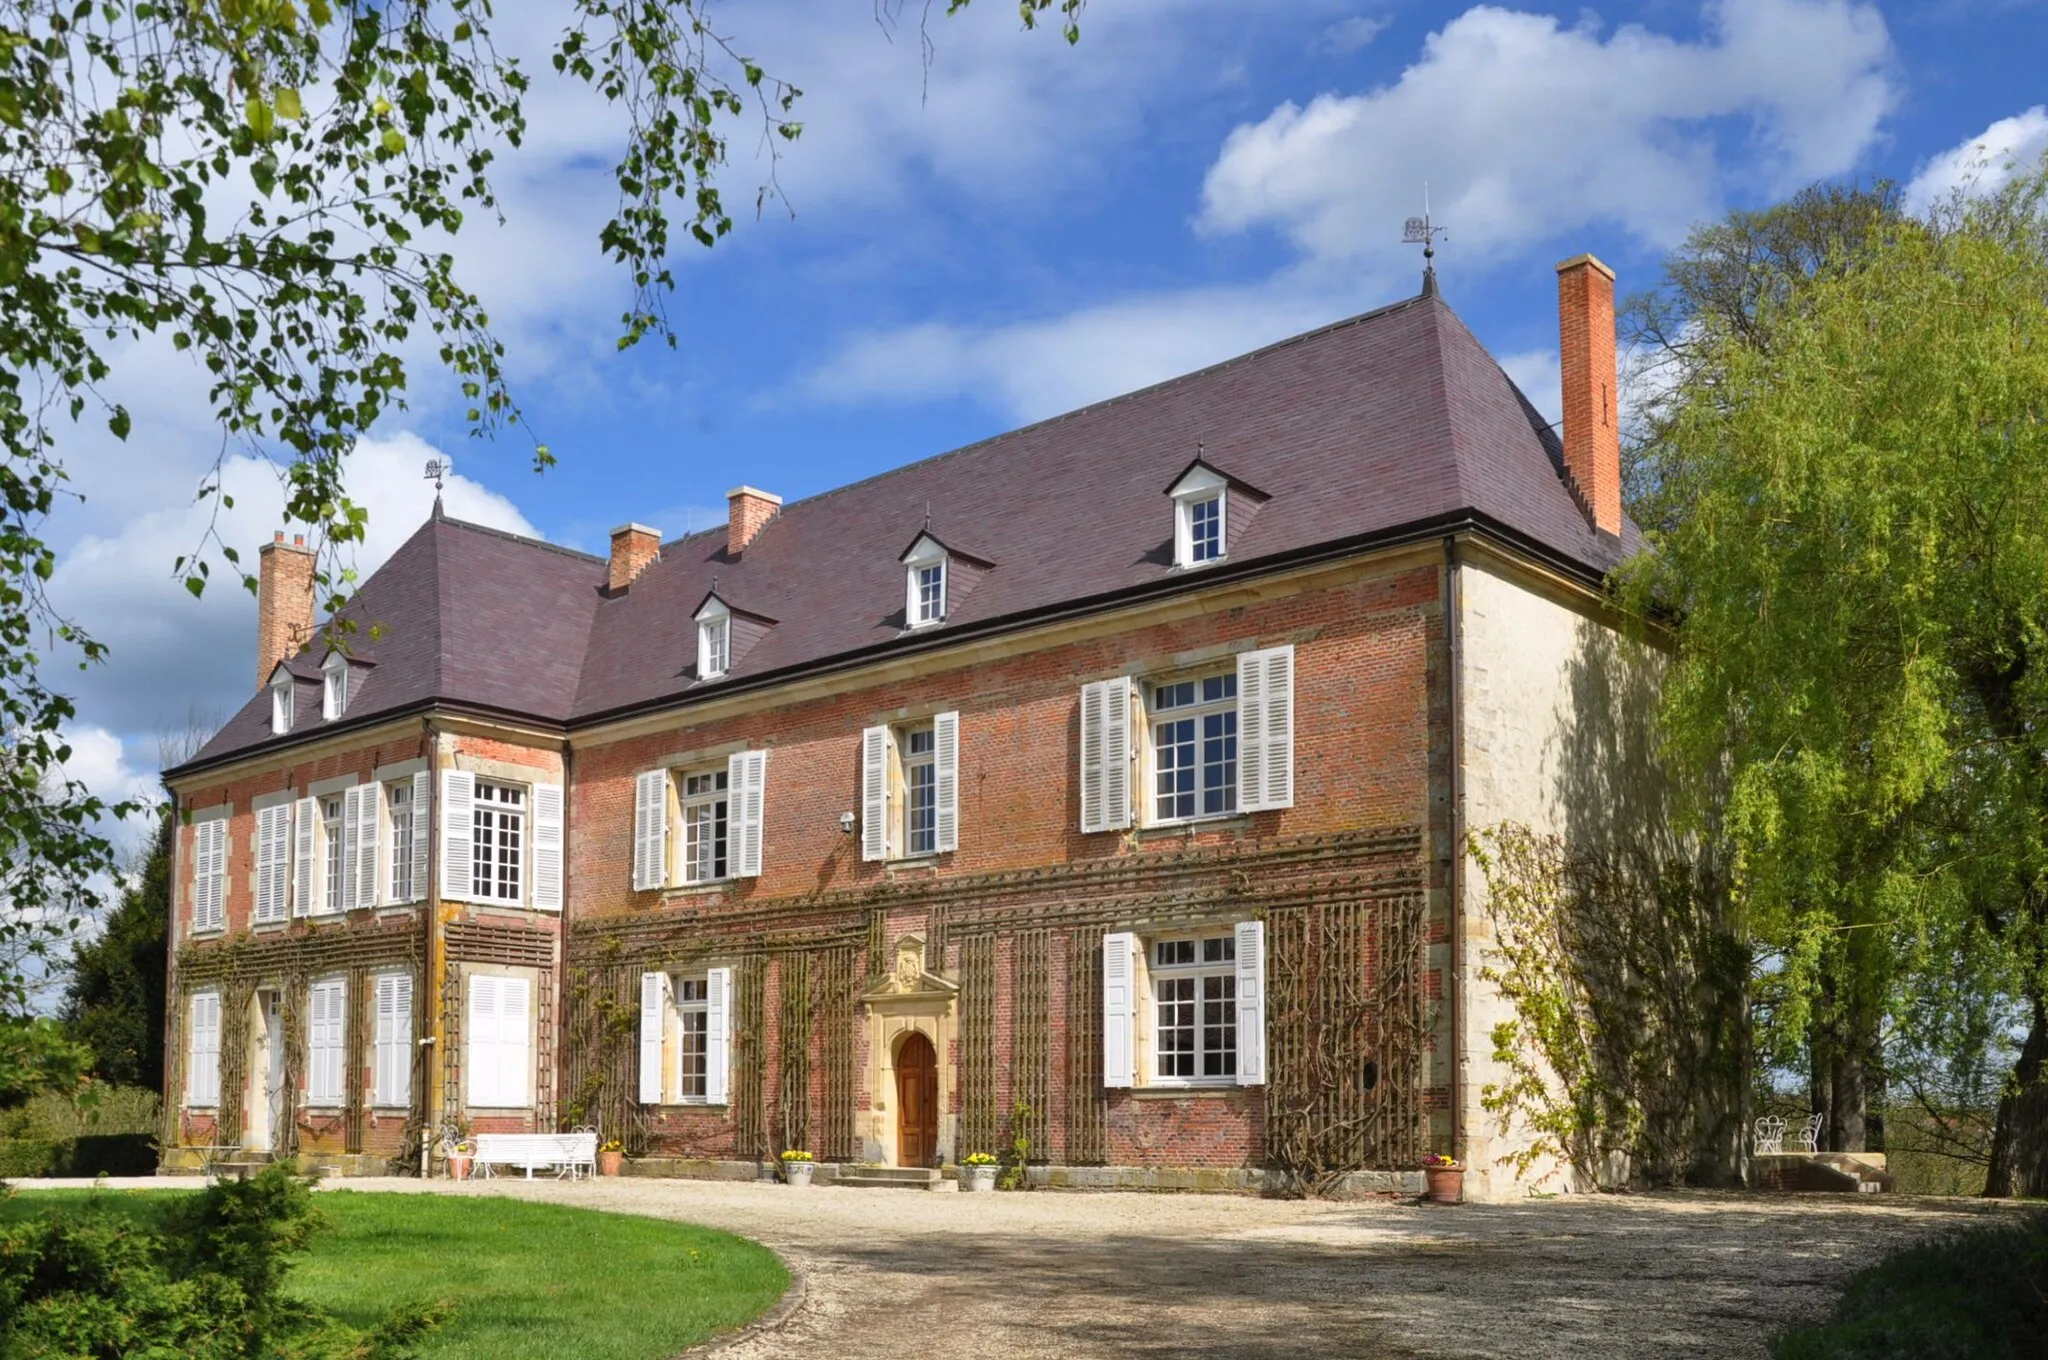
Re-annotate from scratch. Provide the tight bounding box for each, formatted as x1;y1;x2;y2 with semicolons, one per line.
270;668;294;735
902;533;948;628
696;596;732;679
1168;462;1230;569
321;651;349;720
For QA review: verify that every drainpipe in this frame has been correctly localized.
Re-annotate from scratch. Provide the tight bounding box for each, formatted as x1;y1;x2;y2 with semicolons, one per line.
1442;535;1464;1159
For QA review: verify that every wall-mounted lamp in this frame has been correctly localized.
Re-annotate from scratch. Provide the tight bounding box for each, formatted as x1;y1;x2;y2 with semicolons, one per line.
838;811;856;835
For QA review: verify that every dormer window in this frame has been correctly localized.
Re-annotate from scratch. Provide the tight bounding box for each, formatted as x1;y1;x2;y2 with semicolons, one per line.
1168;463;1231;569
321;652;349;720
696;598;731;679
903;536;948;628
270;671;294;735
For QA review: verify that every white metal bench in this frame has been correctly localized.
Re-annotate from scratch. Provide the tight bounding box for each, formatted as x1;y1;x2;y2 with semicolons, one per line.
1754;1113;1824;1155
473;1131;597;1180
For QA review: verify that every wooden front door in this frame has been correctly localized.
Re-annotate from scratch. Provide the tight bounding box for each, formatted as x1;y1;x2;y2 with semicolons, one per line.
895;1032;938;1168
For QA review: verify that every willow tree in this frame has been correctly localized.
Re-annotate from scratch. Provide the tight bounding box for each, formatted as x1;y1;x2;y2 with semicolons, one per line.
1627;165;2048;1192
0;0;1081;1094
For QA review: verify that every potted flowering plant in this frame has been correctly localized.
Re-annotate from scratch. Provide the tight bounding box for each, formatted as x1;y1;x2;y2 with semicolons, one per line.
961;1152;999;1192
1421;1152;1464;1204
437;1120;475;1181
598;1138;624;1177
780;1149;815;1186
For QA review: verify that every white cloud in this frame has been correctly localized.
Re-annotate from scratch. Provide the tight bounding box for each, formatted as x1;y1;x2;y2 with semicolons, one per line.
1318;15;1392;54
1904;106;2048;214
1200;0;1895;266
1498;348;1562;429
47;432;537;740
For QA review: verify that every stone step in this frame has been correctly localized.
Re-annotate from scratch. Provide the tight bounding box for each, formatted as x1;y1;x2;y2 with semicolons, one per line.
835;1167;941;1189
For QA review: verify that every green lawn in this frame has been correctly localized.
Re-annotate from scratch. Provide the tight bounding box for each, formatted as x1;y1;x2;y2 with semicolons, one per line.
1;1189;789;1360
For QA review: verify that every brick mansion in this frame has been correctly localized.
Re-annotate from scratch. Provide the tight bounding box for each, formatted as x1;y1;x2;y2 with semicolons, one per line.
159;256;1653;1202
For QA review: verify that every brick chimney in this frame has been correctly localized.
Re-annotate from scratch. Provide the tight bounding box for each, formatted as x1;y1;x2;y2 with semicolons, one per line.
1556;253;1622;537
608;523;662;593
255;531;316;690
726;486;781;557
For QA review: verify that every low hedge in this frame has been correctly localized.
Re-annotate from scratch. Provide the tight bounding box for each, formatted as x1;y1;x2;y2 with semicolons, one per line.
0;1132;157;1178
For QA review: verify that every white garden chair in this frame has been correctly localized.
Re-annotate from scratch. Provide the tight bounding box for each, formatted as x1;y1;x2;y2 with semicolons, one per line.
1753;1115;1786;1155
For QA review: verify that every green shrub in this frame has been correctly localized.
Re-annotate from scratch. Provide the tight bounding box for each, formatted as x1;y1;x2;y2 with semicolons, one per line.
0;1164;447;1359
0;1137;64;1178
1772;1213;2048;1359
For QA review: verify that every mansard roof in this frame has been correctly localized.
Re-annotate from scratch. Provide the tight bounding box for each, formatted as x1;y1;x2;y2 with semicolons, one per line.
174;286;1642;775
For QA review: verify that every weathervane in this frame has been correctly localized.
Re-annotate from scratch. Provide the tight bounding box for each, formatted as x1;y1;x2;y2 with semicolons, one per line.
423;457;448;517
1402;185;1447;295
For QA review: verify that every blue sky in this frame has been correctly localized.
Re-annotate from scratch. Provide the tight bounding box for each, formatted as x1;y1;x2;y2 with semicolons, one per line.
42;0;2048;841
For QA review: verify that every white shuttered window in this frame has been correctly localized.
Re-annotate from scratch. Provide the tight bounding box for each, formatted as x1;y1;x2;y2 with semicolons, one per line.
1102;932;1135;1089
1235;645;1296;812
1078;680;1133;834
292;795;318;916
638;970;671;1104
440;771;475;903
860;726;892;862
532;782;564;911
306;978;346;1105
467;973;531;1108
1234;920;1268;1086
373;973;413;1107
932;711;959;853
705;966;732;1106
254;804;291;924
729;751;767;878
632;769;669;891
192;816;228;933
187;991;222;1105
350;784;380;909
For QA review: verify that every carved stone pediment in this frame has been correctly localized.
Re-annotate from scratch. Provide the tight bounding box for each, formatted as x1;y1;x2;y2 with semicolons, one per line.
860;934;958;1005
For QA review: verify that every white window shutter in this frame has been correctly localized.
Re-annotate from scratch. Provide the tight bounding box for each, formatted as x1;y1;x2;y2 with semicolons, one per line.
1079;680;1132;834
639;971;669;1105
933;711;960;853
292;796;318;916
1235;919;1268;1085
632;770;668;891
339;786;361;909
254;805;288;924
376;974;412;1107
533;782;565;911
353;784;380;909
860;725;892;862
189;992;220;1105
500;976;531;1106
440;771;475;903
1102;932;1135;1089
195;818;227;932
1238;646;1296;811
408;771;431;902
730;750;768;878
308;978;345;1104
466;974;495;1105
705;965;732;1106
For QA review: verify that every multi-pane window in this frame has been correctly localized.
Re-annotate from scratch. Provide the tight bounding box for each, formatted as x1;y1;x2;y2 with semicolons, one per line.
1151;674;1238;822
321;795;346;913
307;977;347;1105
681;771;729;884
904;727;937;856
322;657;347;720
472;781;525;904
914;562;945;625
676;977;709;1100
1188;495;1223;563
700;616;729;678
388;781;415;903
1153;935;1238;1081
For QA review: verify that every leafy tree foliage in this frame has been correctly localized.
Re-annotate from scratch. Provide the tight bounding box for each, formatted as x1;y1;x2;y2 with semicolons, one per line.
1624;163;2048;1193
0;0;1078;1098
61;806;171;1093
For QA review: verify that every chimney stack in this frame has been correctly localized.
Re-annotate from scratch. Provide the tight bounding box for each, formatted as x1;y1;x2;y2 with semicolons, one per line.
726;486;781;558
608;523;662;593
255;531;316;690
1556;253;1622;537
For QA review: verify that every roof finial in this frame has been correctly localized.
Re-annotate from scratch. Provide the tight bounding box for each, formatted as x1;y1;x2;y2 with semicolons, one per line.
1402;184;1447;297
423;457;448;518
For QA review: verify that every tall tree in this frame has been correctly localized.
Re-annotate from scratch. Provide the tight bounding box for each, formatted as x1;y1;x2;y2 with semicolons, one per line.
62;806;171;1091
1624;163;2048;1192
0;0;1080;1094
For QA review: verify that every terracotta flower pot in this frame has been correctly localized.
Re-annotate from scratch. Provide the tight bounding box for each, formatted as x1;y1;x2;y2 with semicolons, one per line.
447;1153;473;1182
1424;1166;1464;1204
598;1149;624;1177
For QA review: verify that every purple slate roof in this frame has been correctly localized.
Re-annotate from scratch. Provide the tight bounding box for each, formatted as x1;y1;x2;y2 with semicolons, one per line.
176;288;1642;774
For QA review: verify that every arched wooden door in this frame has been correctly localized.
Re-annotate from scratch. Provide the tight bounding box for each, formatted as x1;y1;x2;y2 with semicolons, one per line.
895;1032;938;1168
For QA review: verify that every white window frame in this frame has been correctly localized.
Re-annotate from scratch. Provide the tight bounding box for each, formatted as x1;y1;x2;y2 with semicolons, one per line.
864;713;959;861
466;972;532;1109
321;792;347;914
696;598;731;679
253;800;291;925
191;810;229;935
372;971;414;1108
1170;465;1230;569
306;976;347;1107
386;778;417;904
321;652;348;720
674;974;712;1103
679;768;730;885
902;723;938;857
1147;932;1240;1088
904;538;948;628
187;990;222;1106
270;672;294;735
470;780;526;906
1143;670;1240;826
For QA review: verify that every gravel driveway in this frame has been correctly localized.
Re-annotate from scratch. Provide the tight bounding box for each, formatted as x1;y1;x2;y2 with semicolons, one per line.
319;1175;2003;1359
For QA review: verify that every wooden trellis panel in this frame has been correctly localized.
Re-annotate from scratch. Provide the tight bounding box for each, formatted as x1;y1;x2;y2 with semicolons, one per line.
734;955;769;1160
817;945;859;1161
345;963;371;1154
779;953;813;1154
959;934;999;1157
1012;929;1051;1158
1064;927;1107;1164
